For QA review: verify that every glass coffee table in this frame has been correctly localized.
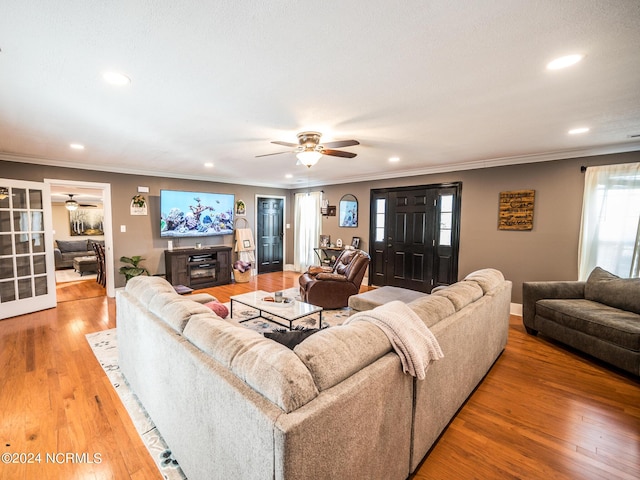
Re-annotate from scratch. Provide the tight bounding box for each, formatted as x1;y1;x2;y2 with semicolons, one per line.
230;290;323;330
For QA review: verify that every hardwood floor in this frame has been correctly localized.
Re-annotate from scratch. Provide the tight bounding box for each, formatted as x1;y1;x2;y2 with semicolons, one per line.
1;272;638;479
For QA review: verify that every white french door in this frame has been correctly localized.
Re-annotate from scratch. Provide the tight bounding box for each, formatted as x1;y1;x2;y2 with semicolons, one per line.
0;179;56;319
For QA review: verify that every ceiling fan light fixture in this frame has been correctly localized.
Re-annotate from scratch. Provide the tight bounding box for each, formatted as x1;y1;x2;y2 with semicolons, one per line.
65;194;79;211
296;150;322;167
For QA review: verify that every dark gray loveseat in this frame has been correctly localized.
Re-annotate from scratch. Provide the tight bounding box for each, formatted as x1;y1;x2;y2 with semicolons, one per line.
523;267;640;376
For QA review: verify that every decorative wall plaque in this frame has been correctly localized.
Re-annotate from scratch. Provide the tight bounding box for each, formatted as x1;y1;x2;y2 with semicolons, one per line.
498;190;535;230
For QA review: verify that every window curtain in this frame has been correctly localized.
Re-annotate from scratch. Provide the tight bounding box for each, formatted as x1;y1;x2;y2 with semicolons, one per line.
578;162;640;280
294;191;322;272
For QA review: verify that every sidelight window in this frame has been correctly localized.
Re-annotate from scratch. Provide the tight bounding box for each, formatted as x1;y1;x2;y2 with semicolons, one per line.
439;194;453;246
375;198;386;242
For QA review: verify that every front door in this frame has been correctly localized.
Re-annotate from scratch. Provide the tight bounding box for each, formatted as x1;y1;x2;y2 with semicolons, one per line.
369;183;461;293
257;197;284;274
0;179;57;319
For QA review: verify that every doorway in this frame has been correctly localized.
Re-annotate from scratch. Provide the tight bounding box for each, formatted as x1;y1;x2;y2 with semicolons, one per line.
46;179;115;299
256;196;285;274
369;182;461;292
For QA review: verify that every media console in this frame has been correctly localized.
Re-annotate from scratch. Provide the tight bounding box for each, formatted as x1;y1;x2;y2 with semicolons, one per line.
164;246;232;289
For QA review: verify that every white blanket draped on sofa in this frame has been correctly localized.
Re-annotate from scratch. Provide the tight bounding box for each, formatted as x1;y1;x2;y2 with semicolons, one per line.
344;300;444;379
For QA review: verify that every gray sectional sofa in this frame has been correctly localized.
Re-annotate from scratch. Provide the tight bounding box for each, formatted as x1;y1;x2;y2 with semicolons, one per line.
116;268;511;479
54;239;101;269
523;267;640;376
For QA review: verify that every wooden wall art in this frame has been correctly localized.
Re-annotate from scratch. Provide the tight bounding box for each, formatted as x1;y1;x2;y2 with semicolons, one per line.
498;190;535;230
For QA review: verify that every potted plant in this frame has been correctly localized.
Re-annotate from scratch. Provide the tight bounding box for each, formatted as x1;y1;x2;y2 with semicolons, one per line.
119;256;150;283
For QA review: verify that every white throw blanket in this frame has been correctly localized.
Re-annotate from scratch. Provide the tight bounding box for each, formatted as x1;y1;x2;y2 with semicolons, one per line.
344;301;443;379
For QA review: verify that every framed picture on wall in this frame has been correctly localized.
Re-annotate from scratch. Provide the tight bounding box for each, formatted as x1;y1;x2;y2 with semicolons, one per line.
70;208;104;236
339;194;358;227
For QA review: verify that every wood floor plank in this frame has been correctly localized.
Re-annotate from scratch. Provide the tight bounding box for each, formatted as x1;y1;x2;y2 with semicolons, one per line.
0;272;638;479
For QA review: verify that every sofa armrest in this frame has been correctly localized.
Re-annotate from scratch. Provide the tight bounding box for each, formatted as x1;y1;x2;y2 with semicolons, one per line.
522;281;585;329
54;248;63;267
315;272;348;281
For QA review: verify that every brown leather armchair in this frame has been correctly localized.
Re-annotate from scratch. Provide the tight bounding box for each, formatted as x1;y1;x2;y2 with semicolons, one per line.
299;249;371;309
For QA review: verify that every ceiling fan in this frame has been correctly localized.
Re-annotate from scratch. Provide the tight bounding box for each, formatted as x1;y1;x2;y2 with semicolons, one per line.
257;131;360;167
65;194;98;211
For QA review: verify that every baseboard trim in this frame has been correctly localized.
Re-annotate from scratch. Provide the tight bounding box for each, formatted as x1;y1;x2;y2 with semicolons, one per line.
510;303;523;317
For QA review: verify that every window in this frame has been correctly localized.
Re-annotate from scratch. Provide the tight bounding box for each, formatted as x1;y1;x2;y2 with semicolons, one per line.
293;191;322;272
375;198;385;242
578;162;640;279
439;194;453;246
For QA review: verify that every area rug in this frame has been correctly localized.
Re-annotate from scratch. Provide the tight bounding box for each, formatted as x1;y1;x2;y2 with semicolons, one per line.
55;269;97;283
86;291;353;479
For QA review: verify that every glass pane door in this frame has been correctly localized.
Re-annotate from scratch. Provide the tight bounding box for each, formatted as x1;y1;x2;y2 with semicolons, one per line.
0;179;56;319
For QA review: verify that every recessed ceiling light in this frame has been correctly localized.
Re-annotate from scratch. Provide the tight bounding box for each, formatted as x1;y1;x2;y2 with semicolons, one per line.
285;174;293;179
568;127;590;135
69;143;85;150
103;71;131;86
546;54;585;70
204;162;214;168
389;157;400;162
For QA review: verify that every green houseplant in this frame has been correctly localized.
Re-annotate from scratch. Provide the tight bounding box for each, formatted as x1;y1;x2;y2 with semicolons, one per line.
119;255;150;283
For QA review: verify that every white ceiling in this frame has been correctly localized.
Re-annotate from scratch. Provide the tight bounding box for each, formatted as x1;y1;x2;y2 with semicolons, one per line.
1;1;639;189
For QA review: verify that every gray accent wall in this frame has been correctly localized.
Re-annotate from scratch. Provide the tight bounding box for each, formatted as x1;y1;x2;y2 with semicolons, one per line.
290;151;640;303
3;149;639;302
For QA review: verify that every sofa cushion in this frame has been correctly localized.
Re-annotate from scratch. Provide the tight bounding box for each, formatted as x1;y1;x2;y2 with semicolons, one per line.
294;322;391;391
536;299;640;351
584;267;640;315
148;293;212;332
463;268;505;294
125;276;177;307
408;295;456;328
183;315;318;412
432;281;483;311
56;239;88;252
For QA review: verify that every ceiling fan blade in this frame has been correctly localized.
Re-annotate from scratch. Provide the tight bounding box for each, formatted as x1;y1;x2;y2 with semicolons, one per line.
271;141;298;147
322;149;357;158
255;151;292;158
322;139;360;148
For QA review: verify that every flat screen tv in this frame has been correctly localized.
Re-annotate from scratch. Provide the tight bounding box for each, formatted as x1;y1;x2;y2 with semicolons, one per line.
160;190;234;237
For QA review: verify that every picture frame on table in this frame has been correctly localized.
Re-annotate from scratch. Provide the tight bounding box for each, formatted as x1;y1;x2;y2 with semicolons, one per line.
319;235;331;248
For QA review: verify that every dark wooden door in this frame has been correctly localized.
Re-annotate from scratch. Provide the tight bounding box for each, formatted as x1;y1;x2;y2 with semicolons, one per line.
387;188;435;291
369;183;461;292
257;197;284;274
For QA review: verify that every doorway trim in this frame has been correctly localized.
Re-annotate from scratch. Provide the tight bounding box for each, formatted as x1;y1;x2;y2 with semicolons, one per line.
45;178;115;298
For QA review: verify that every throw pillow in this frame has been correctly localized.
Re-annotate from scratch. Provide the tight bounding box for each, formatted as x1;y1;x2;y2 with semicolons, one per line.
203;300;229;319
584;267;640;314
264;327;319;350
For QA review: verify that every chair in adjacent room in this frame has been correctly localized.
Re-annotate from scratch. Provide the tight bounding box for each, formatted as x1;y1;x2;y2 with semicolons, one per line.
92;242;106;287
299;249;370;309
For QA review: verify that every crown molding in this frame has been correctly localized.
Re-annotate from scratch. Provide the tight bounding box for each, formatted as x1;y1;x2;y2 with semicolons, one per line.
2;140;640;190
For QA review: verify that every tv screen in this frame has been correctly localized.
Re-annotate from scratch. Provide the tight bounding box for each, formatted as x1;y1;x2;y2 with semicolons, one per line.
160;190;234;237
